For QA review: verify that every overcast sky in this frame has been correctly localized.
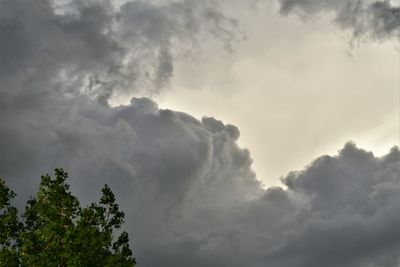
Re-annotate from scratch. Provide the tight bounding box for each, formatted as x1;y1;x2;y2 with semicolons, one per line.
153;1;399;186
1;0;399;266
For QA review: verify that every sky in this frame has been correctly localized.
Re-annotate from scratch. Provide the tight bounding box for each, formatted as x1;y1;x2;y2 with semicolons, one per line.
1;0;400;266
153;2;399;186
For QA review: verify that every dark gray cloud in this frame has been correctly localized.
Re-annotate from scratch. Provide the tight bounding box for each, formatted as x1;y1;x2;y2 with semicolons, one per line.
139;143;400;267
1;0;400;266
270;143;400;267
2;96;399;266
0;94;263;265
0;0;238;102
279;0;400;40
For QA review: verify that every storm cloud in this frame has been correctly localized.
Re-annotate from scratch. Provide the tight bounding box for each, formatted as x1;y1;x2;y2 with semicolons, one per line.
279;0;400;40
0;0;238;102
1;0;399;266
2;94;399;266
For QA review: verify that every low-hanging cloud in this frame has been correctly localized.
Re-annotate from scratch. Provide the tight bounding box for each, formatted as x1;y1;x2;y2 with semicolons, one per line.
2;95;399;266
1;0;400;266
279;0;400;40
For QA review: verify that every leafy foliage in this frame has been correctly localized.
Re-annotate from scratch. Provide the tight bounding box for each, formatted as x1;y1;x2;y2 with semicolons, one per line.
0;179;21;266
0;169;135;266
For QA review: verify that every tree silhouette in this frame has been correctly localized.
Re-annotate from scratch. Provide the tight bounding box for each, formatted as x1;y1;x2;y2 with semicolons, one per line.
0;169;135;266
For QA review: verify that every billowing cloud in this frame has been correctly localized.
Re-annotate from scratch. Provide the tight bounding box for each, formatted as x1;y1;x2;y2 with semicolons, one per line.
1;0;399;266
0;92;263;264
0;0;238;102
139;142;400;267
279;0;400;40
2;95;399;266
269;143;400;267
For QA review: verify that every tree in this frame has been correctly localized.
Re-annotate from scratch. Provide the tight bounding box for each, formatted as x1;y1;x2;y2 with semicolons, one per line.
0;179;21;266
0;169;136;267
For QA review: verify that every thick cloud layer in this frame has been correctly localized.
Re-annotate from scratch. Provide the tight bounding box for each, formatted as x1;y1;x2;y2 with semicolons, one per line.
1;0;400;266
279;0;400;40
2;95;399;266
0;94;263;265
